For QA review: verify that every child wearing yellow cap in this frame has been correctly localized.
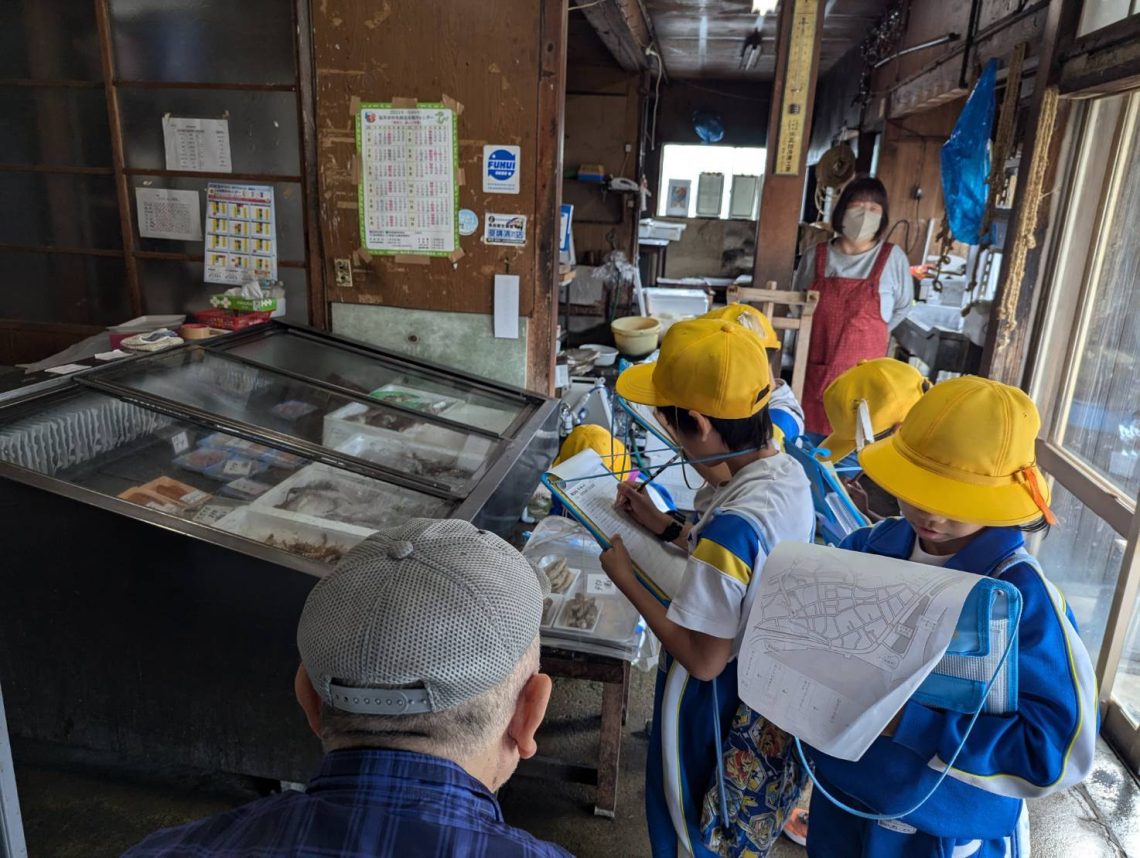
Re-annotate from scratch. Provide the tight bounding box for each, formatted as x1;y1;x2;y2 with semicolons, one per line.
814;357;928;521
703;303;805;447
803;376;1097;857
549;424;673;516
600;318;815;858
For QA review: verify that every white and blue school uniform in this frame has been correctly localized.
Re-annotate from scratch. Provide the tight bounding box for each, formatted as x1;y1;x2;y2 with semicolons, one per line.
769;381;805;448
647;452;815;857
804;518;1098;858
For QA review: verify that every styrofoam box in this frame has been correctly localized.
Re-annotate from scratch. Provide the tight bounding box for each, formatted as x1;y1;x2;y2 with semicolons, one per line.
323;402;493;477
250;462;452;530
215;505;374;561
638;219;687;242
644;287;710;317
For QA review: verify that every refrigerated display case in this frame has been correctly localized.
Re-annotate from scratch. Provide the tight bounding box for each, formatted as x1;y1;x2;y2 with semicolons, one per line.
0;322;558;781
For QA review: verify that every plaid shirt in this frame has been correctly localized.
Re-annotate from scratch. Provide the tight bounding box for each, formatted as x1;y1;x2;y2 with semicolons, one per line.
124;749;574;857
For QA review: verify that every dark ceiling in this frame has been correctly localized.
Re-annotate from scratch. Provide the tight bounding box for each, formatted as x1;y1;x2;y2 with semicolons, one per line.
626;0;889;80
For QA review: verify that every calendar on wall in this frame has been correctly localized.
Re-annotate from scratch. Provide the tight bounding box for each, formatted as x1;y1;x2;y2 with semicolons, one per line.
356;103;459;256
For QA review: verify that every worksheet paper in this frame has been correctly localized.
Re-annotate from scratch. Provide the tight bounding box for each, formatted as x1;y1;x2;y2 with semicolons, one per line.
205;183;277;285
737;541;979;761
357;104;457;255
162;116;232;173
135;188;202;241
548;449;689;600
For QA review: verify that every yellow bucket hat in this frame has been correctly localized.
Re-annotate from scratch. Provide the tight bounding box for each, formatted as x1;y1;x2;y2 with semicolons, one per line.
858;376;1056;527
553;424;632;478
616;318;772;420
820;358;929;462
702;303;781;350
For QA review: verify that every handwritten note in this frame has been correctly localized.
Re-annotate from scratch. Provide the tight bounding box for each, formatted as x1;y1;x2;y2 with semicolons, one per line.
136;188;202;241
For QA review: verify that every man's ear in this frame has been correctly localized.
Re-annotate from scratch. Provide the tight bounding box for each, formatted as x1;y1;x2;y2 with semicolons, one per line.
689;410;715;443
294;664;323;738
506;673;552;760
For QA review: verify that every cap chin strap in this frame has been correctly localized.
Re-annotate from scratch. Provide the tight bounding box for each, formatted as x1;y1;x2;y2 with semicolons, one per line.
328;682;432;715
854;399;874;451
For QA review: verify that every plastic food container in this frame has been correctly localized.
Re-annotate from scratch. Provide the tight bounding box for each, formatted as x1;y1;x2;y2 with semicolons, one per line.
581;344;618;366
106;315;187;349
611;316;661;357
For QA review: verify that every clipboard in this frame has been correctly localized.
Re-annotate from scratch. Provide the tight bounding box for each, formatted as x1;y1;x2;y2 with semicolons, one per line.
543;450;689;605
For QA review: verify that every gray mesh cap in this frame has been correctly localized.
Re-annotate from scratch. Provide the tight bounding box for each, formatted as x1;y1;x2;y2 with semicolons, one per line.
297;518;543;717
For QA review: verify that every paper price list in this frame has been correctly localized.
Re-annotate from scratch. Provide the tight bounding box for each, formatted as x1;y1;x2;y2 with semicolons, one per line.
359;106;457;254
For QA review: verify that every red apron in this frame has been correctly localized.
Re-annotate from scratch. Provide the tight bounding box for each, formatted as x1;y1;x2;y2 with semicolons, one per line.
802;241;895;435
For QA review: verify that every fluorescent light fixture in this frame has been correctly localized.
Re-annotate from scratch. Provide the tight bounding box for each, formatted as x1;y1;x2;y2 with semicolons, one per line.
752;0;778;14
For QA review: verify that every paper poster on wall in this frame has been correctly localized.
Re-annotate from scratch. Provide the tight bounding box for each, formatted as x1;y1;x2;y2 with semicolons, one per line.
485;213;527;246
136;188;202;241
162;116;232;173
357;103;458;256
665;179;691;217
483;145;521;194
204;182;277;285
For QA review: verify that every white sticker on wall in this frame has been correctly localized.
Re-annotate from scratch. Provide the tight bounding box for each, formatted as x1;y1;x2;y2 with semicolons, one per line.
483;145;521;194
484;213;527;246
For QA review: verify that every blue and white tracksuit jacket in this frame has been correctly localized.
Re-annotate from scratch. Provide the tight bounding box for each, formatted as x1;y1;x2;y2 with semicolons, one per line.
805;519;1098;858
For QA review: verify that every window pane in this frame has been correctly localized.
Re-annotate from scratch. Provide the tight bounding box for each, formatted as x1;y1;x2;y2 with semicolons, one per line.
657;144;766;219
1055;99;1140;500
118;89;301;176
0;173;121;249
1115;601;1140;725
109;0;296;85
0;89;113;167
1032;480;1128;663
1078;0;1134;36
138;259;308;325
129;177;306;260
0;1;103;81
0;252;130;325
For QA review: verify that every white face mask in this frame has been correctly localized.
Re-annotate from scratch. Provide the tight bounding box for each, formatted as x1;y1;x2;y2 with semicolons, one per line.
842;206;882;243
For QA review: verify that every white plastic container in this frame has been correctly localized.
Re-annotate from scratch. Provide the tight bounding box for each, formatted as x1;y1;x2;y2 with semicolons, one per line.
638;219;687;242
643;287;710;317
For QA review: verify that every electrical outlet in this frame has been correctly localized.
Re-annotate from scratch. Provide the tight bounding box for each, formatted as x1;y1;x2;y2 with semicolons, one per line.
334;258;353;288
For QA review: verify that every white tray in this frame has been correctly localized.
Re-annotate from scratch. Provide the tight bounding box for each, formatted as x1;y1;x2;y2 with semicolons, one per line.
215;505;374;563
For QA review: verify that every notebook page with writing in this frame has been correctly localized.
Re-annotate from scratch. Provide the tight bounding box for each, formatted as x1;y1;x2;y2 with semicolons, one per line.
547;449;689;602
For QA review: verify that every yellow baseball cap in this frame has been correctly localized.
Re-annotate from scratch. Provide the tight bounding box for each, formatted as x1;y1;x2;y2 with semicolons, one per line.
819;358;929;462
616;318;772;420
702;303;780;350
553;424;632;478
858;376;1056;527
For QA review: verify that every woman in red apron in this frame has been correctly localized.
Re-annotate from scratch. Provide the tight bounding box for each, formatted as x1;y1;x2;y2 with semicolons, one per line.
798;177;912;438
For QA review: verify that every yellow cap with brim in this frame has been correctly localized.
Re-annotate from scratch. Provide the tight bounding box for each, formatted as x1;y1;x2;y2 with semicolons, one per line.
554;424;632;478
702;303;781;350
858;375;1056;527
819;358;929;462
616;318;772;420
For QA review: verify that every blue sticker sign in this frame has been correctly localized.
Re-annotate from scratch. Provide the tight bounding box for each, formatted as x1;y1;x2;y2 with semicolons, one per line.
483;145;521;194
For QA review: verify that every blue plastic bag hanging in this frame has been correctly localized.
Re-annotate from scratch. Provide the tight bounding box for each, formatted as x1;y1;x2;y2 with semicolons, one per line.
940;59;998;246
693;112;725;144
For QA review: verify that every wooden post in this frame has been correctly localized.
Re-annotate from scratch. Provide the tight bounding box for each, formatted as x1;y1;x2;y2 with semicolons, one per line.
752;0;827;293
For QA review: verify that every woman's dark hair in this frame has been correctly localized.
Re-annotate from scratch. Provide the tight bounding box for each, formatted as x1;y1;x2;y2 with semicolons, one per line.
832;176;890;242
660;405;773;455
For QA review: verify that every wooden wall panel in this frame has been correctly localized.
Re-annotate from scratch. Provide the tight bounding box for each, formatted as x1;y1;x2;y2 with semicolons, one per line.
313;0;560;318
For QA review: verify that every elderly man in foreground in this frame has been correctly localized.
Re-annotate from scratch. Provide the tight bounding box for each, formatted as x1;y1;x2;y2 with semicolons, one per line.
127;518;572;858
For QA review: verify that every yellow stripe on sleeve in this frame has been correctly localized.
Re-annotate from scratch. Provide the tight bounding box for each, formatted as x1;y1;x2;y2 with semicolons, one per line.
691;539;752;586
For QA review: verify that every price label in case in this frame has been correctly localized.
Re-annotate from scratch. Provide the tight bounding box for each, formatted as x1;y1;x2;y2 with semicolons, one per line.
223;458;253;477
170;430;191;455
586;574;617;596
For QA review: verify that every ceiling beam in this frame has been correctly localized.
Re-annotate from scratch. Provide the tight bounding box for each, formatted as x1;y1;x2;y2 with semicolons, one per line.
580;0;652;72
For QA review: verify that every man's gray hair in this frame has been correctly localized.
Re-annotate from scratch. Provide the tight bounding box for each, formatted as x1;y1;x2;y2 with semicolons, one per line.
319;637;540;760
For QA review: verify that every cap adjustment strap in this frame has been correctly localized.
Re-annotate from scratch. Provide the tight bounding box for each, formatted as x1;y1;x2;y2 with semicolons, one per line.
1018;467;1057;525
328;682;432;715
